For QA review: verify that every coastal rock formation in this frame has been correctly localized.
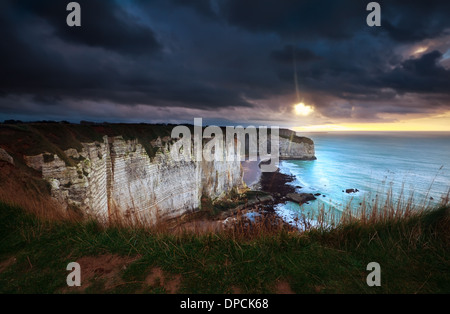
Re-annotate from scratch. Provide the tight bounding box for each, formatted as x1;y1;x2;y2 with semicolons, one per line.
243;128;316;161
278;129;316;160
24;154;46;171
0;148;14;165
286;193;317;205
25;136;244;224
4;123;315;225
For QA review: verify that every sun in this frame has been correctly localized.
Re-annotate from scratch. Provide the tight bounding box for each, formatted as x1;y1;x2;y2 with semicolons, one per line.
412;46;428;55
294;103;314;116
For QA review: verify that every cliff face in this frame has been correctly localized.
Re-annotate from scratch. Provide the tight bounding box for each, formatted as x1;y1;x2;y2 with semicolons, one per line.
278;136;316;160
3;124;316;224
0;148;14;165
278;129;316;160
24;136;243;223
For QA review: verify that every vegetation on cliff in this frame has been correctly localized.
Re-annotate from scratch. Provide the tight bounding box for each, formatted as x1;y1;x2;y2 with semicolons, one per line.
0;199;448;294
0;122;176;166
278;129;314;145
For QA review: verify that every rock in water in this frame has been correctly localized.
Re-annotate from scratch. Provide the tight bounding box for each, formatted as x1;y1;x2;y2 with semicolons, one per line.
286;193;317;205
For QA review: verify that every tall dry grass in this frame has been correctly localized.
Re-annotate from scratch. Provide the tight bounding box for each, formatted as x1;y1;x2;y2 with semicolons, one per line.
263;181;450;241
2;159;448;240
336;185;450;225
57;184;450;239
0;173;82;222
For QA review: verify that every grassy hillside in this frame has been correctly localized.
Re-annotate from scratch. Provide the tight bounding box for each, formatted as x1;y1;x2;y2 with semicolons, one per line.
0;201;448;294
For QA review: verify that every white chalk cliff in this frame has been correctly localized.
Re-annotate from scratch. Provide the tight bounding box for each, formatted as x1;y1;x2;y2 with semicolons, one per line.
22;130;315;224
25;136;243;223
275;129;316;160
278;136;316;160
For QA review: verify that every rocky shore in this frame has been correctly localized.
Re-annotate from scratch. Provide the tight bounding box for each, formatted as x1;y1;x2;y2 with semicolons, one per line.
258;167;319;206
173;168;303;233
183;165;321;233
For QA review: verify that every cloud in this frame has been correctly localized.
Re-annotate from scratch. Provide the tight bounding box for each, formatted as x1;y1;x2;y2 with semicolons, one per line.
0;0;257;111
168;0;218;19
217;0;366;40
380;51;450;93
14;0;161;55
381;0;450;43
270;45;322;64
0;0;449;125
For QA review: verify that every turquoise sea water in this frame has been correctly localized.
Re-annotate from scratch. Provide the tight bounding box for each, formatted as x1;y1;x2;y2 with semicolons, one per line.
276;132;450;225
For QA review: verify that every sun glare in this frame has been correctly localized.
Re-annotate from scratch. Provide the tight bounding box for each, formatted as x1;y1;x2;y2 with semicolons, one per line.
413;46;428;55
294;103;314;116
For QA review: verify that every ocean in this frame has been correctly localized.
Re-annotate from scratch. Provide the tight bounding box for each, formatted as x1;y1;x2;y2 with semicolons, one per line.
271;132;450;226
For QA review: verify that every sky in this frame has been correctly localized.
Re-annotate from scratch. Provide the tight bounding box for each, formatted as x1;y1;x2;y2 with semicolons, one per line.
1;0;450;131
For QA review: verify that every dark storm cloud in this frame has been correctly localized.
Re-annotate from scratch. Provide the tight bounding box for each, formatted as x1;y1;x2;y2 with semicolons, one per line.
217;0;366;40
169;0;218;19
380;51;450;93
0;0;256;111
380;0;450;43
218;0;450;43
0;0;449;123
14;0;161;55
270;45;322;64
214;0;450;116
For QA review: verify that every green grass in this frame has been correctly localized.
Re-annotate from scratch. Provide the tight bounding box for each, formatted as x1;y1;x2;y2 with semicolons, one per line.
0;201;449;294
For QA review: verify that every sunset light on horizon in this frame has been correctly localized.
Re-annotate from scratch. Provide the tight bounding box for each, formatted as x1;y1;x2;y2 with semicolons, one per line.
293;111;450;132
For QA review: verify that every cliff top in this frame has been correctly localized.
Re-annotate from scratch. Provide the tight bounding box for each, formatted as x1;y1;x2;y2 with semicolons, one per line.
0;122;175;165
278;129;314;145
0;121;313;166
